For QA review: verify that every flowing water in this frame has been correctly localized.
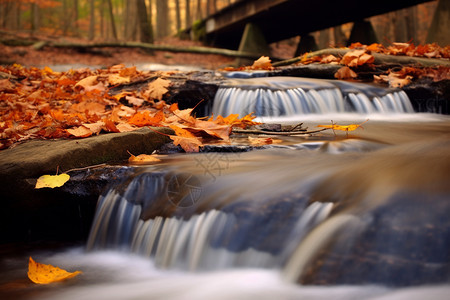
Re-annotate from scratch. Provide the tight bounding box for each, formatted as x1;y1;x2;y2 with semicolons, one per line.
211;77;414;117
1;76;450;300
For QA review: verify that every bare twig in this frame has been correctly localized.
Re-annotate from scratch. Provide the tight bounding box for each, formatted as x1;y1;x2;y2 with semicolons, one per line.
232;128;326;136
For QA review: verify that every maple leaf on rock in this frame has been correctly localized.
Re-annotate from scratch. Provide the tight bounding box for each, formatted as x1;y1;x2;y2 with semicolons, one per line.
35;173;70;189
144;77;171;101
66;125;93;137
252;56;273;69
334;66;357;79
128;151;161;164
82;121;105;135
169;125;203;152
341;49;374;67
192;119;231;141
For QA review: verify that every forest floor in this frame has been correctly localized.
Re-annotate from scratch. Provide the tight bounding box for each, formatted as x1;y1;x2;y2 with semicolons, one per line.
1;31;297;70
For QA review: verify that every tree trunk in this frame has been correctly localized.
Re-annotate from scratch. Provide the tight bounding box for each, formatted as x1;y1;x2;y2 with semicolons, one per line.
156;0;169;38
124;0;138;41
30;3;40;33
73;0;79;32
89;0;95;40
333;25;346;47
185;0;191;28
100;0;105;39
136;0;153;43
206;0;217;16
106;0;118;40
196;0;202;20
175;0;181;32
62;0;69;35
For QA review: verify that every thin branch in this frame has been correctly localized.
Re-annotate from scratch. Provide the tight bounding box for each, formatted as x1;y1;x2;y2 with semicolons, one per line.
232;128;327;136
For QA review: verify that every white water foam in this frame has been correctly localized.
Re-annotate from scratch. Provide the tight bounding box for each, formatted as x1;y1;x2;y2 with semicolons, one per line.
28;249;449;300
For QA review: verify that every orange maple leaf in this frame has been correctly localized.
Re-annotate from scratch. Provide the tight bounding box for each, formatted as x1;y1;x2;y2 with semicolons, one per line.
169;125;203;152
128;110;164;127
192;119;231;141
28;257;81;284
127;150;161;164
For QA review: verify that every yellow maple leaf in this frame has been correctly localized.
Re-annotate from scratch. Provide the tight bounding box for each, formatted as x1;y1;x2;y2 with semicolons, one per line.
35;173;70;189
317;119;369;137
28;257;81;284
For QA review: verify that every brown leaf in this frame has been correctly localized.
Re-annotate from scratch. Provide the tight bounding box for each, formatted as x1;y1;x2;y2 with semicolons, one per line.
144;78;171;100
108;74;130;86
75;75;98;89
66;126;92;137
320;55;339;64
252;56;273;69
0;79;15;92
169;125;203;152
82;121;104;135
126;95;145;107
192;119;231;141
170;135;202;152
334;66;357;79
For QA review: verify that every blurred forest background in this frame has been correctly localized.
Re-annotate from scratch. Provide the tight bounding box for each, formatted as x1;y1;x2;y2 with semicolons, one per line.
0;0;442;68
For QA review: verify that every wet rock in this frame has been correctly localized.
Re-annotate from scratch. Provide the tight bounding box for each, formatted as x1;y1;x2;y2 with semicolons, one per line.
403;79;450;114
0;127;171;243
299;193;450;286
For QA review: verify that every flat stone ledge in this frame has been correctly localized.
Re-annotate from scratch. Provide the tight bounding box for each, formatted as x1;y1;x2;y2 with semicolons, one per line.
0;127;172;185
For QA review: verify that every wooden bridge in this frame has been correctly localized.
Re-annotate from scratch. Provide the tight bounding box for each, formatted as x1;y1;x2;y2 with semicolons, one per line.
190;0;440;53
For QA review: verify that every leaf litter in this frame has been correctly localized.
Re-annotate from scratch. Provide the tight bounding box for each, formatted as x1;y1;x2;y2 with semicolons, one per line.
0;64;260;151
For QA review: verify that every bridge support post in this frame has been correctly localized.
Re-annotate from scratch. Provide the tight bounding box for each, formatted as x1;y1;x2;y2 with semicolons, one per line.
236;22;271;66
426;0;450;45
295;34;319;56
347;20;378;45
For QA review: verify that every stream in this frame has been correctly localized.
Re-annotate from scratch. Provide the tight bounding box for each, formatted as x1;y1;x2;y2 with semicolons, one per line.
1;75;449;299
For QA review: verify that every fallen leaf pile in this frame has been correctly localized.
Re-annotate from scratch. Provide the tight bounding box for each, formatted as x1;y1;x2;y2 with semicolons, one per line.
349;42;450;59
298;43;450;85
223;43;449;88
28;257;81;284
0;64;259;151
374;66;450;88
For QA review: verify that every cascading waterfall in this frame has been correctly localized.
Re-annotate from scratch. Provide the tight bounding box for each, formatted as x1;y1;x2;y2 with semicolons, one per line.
86;137;450;287
211;77;414;117
87;167;335;271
